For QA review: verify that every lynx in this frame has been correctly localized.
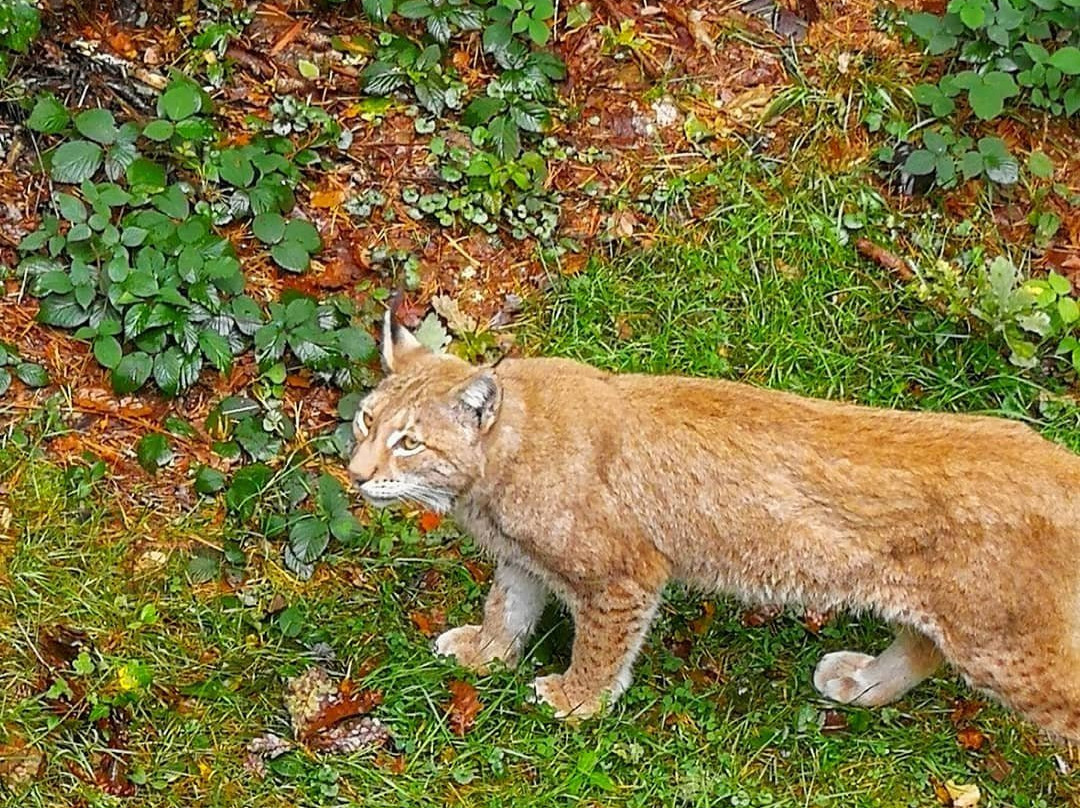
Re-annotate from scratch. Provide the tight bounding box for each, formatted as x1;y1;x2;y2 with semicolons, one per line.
347;311;1080;741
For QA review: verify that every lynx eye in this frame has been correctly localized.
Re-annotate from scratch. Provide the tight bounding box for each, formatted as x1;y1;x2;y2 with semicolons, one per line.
393;433;425;456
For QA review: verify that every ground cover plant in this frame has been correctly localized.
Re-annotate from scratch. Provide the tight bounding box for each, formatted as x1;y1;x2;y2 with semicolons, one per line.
0;0;1077;805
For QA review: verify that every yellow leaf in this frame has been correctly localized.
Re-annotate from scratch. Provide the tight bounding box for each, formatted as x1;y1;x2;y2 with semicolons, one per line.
945;780;981;808
310;190;344;208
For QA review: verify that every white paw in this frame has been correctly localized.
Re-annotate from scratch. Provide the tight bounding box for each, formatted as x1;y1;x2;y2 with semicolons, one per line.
813;651;877;705
528;674;602;719
433;624;483;660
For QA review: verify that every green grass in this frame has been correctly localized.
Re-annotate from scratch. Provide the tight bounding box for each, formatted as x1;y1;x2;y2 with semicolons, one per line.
3;159;1079;808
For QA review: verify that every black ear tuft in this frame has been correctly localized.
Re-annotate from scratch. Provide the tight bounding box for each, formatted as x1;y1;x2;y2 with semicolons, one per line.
457;372;501;432
381;307;426;373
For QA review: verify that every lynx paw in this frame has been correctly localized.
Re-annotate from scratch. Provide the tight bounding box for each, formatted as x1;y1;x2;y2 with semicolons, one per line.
813;651;883;706
527;674;602;720
434;625;512;673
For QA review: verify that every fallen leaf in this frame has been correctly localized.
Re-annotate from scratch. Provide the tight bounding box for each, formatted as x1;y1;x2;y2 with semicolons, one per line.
0;737;44;789
431;294;479;337
410;608;446;637
462;559;490;584
688;601;716;635
950;698;983;725
944;779;981;807
983;750;1013;783
801;607;832;634
310;189;345;208
956;726;985;751
418;511;442;532
446;680;482;736
92;713;136;797
820;709;848;733
280;667;391;755
376;752;407;774
741;604;782;627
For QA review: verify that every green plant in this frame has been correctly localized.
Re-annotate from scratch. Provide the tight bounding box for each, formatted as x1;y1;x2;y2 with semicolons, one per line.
0;341;48;395
251;212;323;272
463;48;564;158
405;135;560;239
19;182;249;396
970;256;1080;371
889;127;1021;188
0;0;39;77
253;292;377;387
485;0;555;48
204;395;294;462
906;0;1079;118
17;81;343;396
62;451;107;499
362;33;466;117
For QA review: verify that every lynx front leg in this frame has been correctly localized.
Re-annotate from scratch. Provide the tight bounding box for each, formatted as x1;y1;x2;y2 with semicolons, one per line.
530;582;662;719
435;562;547;673
814;626;943;707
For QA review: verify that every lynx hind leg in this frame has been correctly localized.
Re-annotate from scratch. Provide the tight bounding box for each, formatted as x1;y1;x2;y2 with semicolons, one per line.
814;627;943;708
958;646;1080;743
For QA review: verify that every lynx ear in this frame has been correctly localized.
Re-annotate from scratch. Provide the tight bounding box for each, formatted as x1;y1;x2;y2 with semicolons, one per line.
381;307;427;373
455;372;501;433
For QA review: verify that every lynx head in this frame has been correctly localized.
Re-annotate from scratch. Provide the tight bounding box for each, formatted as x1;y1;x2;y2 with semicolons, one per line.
346;310;502;513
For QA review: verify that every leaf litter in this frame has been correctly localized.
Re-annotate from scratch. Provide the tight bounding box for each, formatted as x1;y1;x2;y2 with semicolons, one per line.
245;666;391;777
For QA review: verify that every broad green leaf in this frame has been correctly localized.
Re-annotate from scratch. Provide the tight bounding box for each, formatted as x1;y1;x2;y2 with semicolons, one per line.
271;241;310;273
56;192;87;223
283;219;322;252
337;326;376;360
903;149;937;175
218;148;255;188
136;433;173;474
74;108;118;144
194;464;227;495
28;94;70;133
142;118;175;142
1048;46;1080;75
126;157;167;193
1028;151;1053;179
50;140;103;183
112;351;153;394
252;212;286;244
316;472;349;516
187;553;220;583
93;335;123;368
15;362;49;388
37;294;90;327
199;329;232;372
289;516;330;563
0;368;9;397
1058;297;1079;324
160;82;201;121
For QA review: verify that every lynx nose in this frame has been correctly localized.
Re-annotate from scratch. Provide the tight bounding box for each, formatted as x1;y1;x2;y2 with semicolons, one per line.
348;455;375;488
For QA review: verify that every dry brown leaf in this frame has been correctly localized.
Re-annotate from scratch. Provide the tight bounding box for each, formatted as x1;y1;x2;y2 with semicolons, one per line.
956;726;985;751
409;608;446;638
446;680;482;736
741;604;782;627
983;751;1013;783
